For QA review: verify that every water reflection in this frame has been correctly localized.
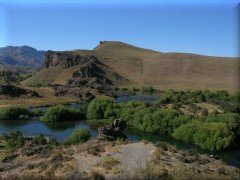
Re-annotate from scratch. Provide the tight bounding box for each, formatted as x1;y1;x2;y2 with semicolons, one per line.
44;122;76;132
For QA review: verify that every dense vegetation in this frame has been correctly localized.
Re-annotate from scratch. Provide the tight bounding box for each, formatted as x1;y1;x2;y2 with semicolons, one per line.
64;128;91;145
0;89;239;151
40;105;85;122
87;90;240;151
0;106;31;120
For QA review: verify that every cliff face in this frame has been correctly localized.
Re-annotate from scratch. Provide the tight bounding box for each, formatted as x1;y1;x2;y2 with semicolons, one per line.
30;50;128;89
45;51;94;69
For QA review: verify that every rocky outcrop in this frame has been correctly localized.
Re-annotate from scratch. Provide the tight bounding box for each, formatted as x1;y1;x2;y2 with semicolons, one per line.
67;57;112;89
52;86;95;100
44;51;128;89
45;51;94;69
97;118;127;140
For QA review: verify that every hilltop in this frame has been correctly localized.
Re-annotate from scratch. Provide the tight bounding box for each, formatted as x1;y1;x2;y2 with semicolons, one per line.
23;41;239;91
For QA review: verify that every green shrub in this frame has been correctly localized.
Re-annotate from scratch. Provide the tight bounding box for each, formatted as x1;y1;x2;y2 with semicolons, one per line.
33;134;47;145
104;103;122;119
172;121;201;143
200;108;209;116
187;104;199;114
173;119;236;151
121;87;128;91
19;114;29;119
193;122;234;151
87;146;100;155
40;105;85;122
204;113;240;147
154;89;240;110
64;128;91;145
114;87;119;91
2;131;26;152
0;107;30;120
142;86;156;94
205;113;240;132
132;87;139;92
32;109;43;117
120;102;190;135
87;97;115;119
48;137;59;146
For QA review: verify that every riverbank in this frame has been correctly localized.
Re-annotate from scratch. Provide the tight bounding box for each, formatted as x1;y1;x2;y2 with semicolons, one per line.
0;138;239;179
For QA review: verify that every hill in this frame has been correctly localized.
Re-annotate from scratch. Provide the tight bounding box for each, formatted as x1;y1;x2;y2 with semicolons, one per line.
0;45;45;69
23;41;240;91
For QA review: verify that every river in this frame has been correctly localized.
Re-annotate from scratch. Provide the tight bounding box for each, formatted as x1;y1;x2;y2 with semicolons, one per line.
0;95;239;168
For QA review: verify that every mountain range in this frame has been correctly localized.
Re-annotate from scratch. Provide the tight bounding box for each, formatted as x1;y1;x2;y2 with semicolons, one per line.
22;41;240;91
0;45;45;70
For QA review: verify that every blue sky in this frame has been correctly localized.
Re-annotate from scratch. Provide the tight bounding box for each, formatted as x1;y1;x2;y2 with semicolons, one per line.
0;0;239;57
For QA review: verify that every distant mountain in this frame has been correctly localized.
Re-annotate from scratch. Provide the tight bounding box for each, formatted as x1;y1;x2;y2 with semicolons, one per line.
0;45;45;68
24;41;240;91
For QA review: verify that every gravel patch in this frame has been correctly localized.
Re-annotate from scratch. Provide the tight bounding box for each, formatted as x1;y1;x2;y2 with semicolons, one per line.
74;142;155;175
110;142;155;175
75;154;99;173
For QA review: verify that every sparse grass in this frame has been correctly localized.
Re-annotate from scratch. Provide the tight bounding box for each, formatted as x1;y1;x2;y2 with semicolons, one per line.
98;156;119;170
114;138;126;145
152;148;164;161
44;166;56;179
109;167;122;174
135;163;172;180
141;139;148;144
87;146;100;156
91;171;105;180
155;142;177;153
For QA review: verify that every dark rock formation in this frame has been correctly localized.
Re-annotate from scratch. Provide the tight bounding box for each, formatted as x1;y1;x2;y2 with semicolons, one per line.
30;90;41;98
67;57;112;89
85;92;95;101
21;143;51;157
0;84;27;97
45;51;92;68
1;154;18;163
0;83;41;97
52;85;95;101
42;51;128;90
97;118;127;140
